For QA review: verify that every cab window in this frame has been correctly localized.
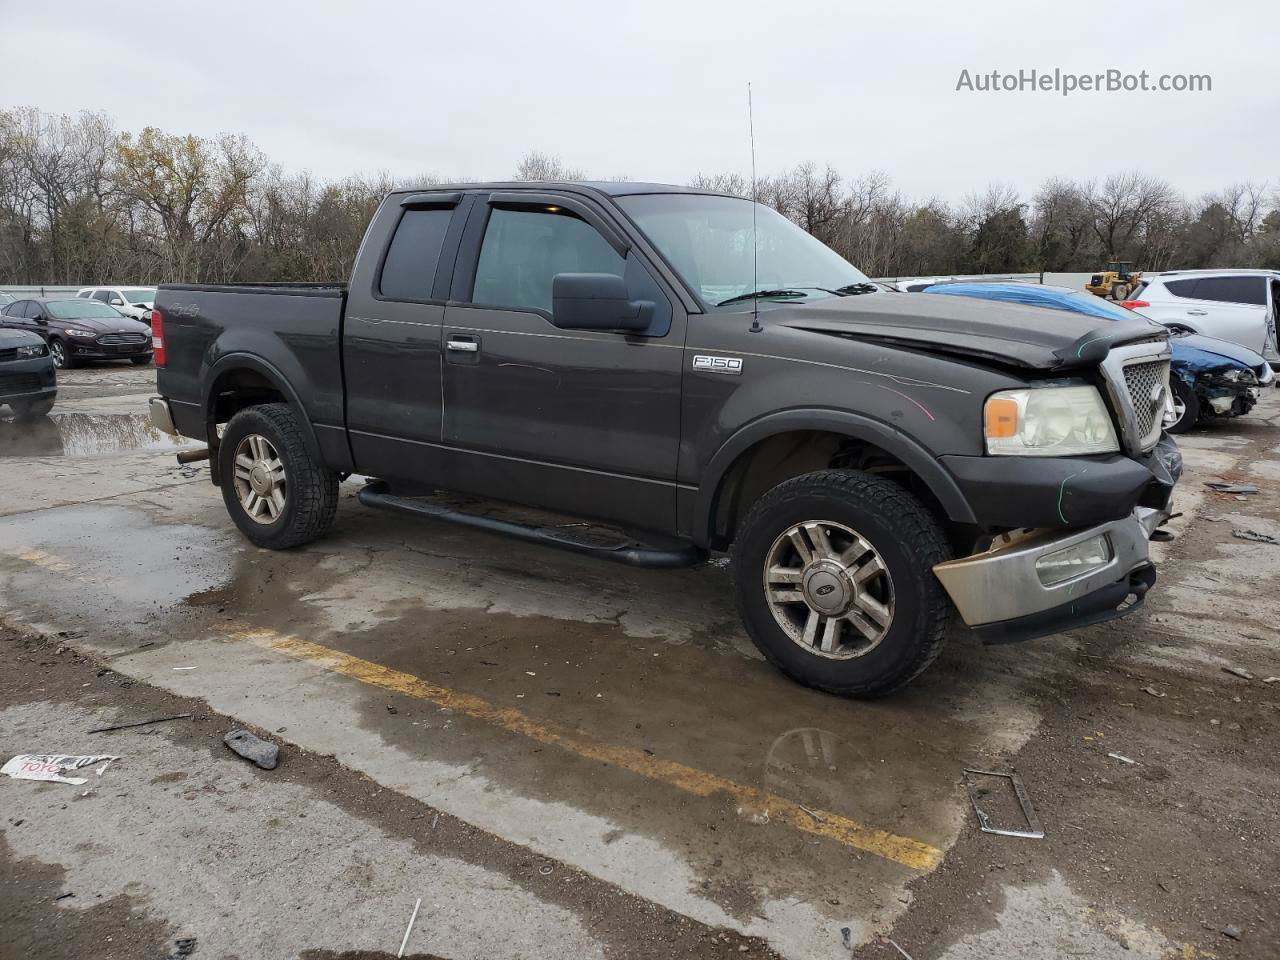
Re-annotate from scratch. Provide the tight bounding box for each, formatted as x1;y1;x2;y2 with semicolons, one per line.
379;208;453;301
472;207;624;314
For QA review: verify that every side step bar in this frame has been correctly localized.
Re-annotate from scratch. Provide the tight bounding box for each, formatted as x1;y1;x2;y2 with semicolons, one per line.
357;481;706;569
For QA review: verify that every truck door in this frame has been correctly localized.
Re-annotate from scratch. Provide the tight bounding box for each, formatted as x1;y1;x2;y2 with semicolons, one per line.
342;193;469;483
439;193;686;534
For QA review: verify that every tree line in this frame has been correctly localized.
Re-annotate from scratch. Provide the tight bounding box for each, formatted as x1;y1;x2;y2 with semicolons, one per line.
2;106;1278;286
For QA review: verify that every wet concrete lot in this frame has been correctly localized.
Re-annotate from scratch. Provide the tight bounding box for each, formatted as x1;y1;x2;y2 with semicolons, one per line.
2;365;1278;960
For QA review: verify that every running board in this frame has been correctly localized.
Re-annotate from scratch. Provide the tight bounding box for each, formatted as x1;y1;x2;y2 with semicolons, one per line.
357;481;705;569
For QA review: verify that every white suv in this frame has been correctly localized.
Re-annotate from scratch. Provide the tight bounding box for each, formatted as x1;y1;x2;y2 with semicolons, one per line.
76;286;157;324
1125;270;1280;362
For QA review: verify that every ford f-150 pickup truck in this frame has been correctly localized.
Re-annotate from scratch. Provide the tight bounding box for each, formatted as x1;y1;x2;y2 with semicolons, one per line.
149;182;1182;696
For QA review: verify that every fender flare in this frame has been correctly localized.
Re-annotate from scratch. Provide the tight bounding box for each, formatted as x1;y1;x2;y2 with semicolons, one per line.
692;408;977;545
202;352;324;477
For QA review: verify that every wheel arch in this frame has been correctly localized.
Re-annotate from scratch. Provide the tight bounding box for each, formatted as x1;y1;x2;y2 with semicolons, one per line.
202;353;323;484
692;409;976;550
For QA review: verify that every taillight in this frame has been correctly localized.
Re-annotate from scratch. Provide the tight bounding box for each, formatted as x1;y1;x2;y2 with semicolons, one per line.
151;307;167;367
1119;299;1149;310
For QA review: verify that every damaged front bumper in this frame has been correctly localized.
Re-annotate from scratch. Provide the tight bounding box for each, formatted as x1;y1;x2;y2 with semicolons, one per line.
932;506;1169;645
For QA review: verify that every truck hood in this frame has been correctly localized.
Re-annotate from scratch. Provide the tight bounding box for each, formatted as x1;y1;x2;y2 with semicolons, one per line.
773;291;1167;370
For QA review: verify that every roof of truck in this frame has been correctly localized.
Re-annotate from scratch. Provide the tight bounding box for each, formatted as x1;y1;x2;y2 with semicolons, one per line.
392;181;734;198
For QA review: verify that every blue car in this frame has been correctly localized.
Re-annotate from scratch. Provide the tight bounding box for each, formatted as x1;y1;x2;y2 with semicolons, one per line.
919;283;1274;433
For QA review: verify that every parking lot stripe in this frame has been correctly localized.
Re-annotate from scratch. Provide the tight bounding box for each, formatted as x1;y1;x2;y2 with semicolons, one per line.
235;627;944;871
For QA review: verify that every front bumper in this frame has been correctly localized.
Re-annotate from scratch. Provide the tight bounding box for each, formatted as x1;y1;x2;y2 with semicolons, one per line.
932;506;1168;643
0;356;58;404
68;339;151;360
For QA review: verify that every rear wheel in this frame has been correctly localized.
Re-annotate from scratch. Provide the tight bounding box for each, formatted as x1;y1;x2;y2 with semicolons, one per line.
218;403;339;549
1167;378;1200;434
731;470;953;697
1111;283;1130;301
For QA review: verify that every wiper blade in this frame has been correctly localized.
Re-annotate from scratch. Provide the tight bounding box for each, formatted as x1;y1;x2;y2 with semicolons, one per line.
717;289;811;307
832;282;880;296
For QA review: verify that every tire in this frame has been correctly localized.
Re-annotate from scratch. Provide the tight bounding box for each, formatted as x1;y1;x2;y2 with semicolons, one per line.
1111;283;1130;301
49;338;76;369
11;396;56;422
1167;378;1200;434
730;469;953;698
129;355;152;366
218;403;339;550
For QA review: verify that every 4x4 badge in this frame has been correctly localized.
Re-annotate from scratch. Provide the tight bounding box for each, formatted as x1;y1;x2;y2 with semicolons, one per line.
692;355;743;375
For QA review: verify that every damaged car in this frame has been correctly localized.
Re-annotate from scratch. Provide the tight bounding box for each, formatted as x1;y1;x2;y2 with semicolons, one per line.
918;282;1272;433
1164;330;1273;433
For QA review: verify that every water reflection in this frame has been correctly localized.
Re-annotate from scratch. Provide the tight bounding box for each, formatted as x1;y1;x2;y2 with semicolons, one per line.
0;413;191;458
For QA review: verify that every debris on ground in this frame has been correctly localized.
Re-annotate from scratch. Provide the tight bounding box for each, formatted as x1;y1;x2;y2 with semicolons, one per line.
840;926;852;949
1264;677;1280;684
1141;686;1166;698
1221;924;1243;940
1205;482;1259;494
963;769;1044;839
165;936;197;958
397;897;422;957
88;713;192;734
1232;529;1280;545
222;729;279;770
1222;666;1255;680
1;754;119;785
1107;753;1137;765
880;937;914;959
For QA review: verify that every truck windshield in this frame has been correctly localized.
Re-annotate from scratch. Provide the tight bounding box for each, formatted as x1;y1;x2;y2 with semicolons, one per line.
616;193;872;307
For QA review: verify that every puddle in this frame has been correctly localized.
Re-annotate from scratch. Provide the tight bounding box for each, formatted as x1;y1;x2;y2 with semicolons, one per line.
0;413;193;458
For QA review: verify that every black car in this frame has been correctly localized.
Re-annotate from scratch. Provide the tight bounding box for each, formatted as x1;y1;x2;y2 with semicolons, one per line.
0;297;152;369
0;327;57;420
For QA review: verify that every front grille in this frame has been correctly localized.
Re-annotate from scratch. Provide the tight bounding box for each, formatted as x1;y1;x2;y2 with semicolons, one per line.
0;372;43;394
97;333;148;345
1122;359;1170;448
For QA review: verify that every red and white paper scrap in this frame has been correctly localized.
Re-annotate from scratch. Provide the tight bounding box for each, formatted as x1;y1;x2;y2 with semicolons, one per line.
2;754;119;785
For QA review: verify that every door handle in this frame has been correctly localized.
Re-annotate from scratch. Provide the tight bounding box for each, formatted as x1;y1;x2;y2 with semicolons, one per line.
446;338;479;353
1187;309;1208;316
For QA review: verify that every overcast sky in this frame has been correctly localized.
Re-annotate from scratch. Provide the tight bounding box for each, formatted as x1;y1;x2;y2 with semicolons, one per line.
5;0;1275;202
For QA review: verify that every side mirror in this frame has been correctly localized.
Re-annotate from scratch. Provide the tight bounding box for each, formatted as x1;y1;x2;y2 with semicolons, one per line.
551;273;652;333
109;298;124;306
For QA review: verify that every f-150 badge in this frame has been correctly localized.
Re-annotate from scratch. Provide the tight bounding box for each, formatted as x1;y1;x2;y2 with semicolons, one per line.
692;355;743;375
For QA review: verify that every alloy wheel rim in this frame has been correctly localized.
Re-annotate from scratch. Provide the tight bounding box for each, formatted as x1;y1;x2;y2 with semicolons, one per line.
763;520;895;660
232;433;287;524
51;342;65;367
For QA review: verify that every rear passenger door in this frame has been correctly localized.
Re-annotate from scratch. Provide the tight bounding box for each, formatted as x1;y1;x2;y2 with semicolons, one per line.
342;192;470;483
437;192;685;534
1165;276;1268;352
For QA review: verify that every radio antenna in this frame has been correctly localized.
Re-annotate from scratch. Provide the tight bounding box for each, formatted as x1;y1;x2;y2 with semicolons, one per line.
748;82;762;334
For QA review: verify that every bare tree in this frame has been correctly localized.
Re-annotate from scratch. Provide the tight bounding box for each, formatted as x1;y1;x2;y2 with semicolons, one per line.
513;151;584;182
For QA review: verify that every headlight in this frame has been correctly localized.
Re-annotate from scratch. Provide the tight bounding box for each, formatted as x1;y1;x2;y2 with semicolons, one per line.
985;384;1119;456
65;328;96;338
16;343;47;359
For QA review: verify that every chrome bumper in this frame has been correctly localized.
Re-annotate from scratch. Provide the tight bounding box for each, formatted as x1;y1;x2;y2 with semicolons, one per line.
149;397;177;436
933;507;1166;627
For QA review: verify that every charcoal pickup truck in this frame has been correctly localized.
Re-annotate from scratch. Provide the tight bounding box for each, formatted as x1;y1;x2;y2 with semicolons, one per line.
149;182;1182;696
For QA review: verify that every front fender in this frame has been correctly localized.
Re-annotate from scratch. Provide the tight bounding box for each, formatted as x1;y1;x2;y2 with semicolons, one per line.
691;408;977;546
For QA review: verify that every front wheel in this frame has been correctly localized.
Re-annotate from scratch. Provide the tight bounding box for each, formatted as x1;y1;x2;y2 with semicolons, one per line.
49;339;76;369
1167;378;1200;434
218;403;339;549
11;396;56;421
731;470;953;698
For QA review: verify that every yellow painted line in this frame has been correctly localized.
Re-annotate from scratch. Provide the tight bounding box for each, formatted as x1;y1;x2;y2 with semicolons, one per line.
234;627;943;871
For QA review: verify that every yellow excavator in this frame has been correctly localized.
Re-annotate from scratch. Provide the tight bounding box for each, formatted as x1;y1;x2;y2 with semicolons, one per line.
1086;260;1142;301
